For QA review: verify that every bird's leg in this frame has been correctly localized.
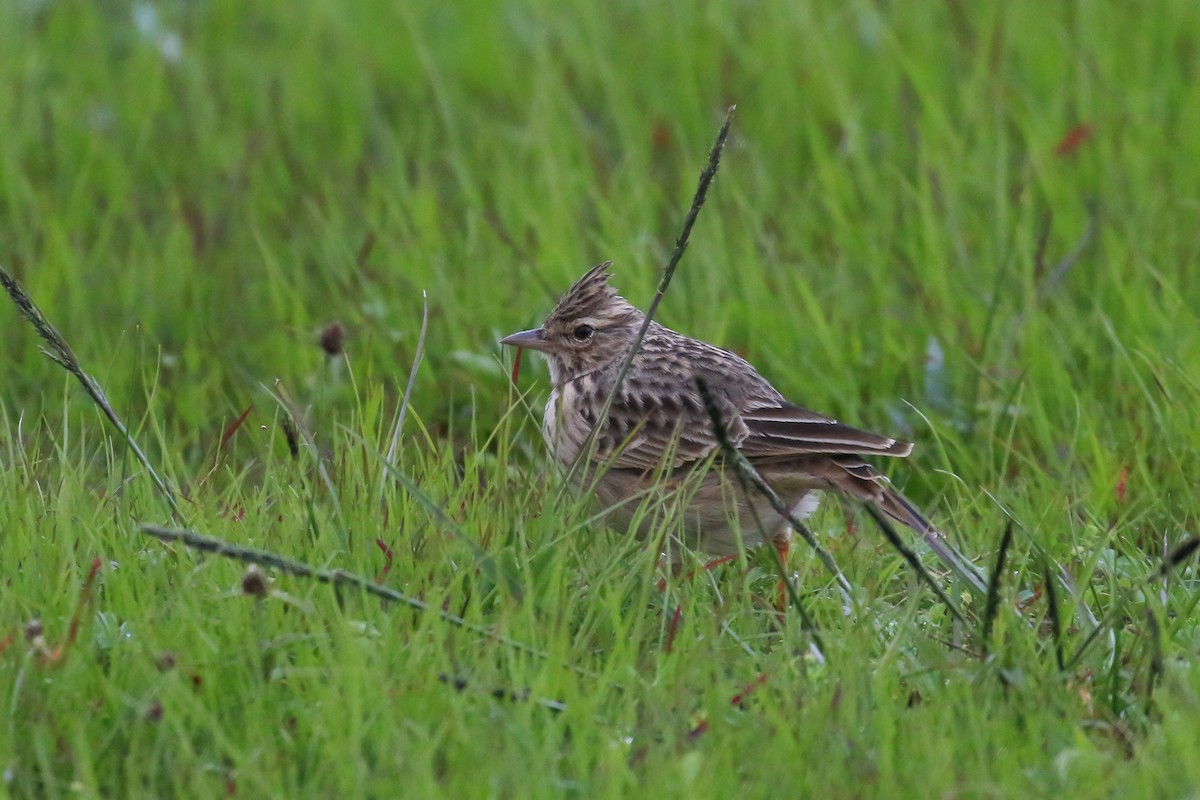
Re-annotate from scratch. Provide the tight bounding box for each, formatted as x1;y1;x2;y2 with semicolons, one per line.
772;529;791;612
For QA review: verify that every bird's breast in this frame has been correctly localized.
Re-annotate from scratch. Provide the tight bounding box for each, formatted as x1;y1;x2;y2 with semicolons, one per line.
543;377;598;468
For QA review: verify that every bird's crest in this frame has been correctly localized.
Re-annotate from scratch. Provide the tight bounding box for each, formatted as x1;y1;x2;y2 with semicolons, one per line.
545;261;640;328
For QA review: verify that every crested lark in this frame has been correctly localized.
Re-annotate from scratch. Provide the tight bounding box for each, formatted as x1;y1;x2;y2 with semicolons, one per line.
502;262;981;588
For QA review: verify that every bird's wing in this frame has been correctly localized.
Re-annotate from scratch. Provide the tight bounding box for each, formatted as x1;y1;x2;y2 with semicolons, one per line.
596;394;908;472
594;380;747;472
736;402;913;461
591;336;910;471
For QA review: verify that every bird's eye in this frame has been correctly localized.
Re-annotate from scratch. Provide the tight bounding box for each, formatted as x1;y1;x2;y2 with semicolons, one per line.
572;324;595;342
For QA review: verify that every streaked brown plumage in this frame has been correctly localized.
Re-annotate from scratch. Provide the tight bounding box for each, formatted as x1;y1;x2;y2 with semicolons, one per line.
501;262;973;580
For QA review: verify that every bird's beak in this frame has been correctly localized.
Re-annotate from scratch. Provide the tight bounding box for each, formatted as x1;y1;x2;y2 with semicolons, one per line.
499;327;555;353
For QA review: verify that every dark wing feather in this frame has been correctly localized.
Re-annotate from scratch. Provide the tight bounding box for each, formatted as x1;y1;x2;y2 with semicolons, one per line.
593;330;910;471
596;383;745;471
739;403;912;461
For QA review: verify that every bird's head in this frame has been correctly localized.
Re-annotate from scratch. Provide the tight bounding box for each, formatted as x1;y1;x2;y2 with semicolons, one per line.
500;262;643;383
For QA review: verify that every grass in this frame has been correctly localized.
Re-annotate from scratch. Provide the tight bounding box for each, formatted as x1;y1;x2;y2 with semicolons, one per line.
3;0;1200;796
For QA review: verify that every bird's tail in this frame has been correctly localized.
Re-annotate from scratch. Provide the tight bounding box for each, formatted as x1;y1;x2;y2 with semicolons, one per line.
876;486;988;597
832;458;988;597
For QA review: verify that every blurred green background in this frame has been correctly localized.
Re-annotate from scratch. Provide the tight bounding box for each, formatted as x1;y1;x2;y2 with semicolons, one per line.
7;0;1197;459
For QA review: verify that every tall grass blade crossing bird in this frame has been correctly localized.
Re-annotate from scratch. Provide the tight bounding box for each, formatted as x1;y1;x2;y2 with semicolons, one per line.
501;262;984;592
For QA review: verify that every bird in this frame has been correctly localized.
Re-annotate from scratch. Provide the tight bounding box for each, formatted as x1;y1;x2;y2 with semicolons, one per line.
500;262;984;593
